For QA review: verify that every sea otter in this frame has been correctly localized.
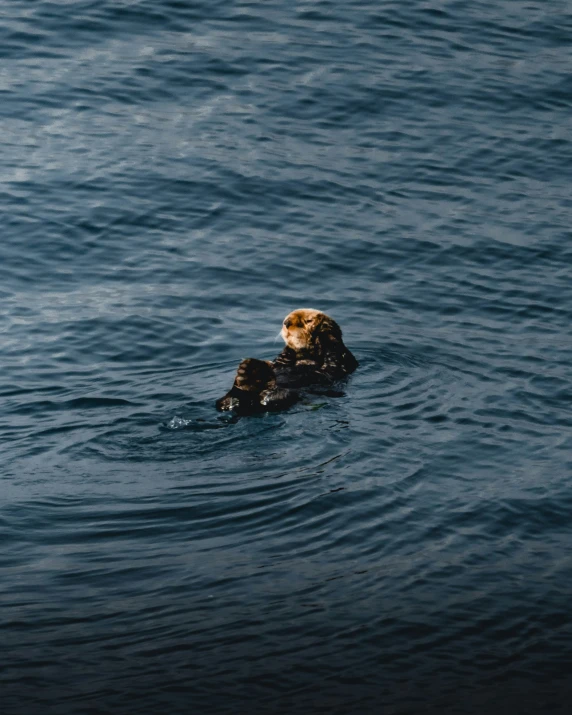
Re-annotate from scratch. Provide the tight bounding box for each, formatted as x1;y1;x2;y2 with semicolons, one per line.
216;309;358;413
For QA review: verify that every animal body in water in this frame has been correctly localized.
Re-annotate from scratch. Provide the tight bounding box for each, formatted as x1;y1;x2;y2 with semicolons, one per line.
216;309;358;413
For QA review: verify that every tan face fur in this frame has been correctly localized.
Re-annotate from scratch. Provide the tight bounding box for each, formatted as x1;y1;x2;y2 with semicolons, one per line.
281;309;340;351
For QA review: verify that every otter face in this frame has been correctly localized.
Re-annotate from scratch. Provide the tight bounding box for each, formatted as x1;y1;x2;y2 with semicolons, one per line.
281;309;341;352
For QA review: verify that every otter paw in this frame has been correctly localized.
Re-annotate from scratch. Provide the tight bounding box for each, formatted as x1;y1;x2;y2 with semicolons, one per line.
234;358;275;393
215;394;241;412
260;387;299;411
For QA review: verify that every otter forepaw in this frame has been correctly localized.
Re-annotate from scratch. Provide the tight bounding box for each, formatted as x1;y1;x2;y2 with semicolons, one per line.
215;394;242;412
215;358;277;413
259;387;299;411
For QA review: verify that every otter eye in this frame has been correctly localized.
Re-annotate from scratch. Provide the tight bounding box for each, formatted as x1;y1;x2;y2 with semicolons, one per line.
284;319;292;329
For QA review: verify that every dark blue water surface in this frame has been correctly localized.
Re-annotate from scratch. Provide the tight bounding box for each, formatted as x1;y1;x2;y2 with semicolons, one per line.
2;1;572;713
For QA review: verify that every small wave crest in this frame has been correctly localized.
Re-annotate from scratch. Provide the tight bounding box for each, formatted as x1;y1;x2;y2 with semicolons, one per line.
167;415;192;430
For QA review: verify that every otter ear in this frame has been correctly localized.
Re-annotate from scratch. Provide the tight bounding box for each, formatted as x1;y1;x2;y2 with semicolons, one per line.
304;313;320;328
317;315;342;341
302;313;321;342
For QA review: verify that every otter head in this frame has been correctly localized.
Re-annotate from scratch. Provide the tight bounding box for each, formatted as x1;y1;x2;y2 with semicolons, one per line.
281;309;343;354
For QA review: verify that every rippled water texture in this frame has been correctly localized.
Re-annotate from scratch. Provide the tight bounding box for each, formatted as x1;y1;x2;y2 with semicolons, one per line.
2;1;572;713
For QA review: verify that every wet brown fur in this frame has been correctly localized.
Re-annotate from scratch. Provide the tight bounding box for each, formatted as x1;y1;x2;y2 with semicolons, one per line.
216;309;357;413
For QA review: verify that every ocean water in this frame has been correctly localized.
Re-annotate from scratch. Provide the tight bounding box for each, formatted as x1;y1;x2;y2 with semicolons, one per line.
2;1;572;713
